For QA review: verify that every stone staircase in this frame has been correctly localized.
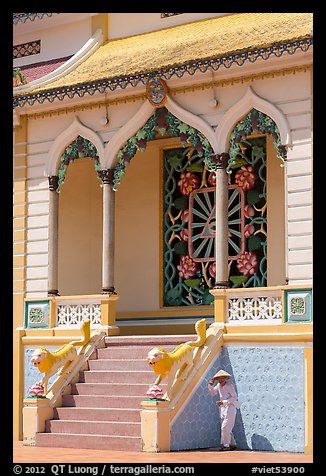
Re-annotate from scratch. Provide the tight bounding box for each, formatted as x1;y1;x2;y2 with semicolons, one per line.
36;334;194;451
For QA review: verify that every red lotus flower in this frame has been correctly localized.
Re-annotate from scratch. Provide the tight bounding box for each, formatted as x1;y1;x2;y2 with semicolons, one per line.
181;209;189;222
235;165;257;191
244;224;255;238
236;251;258;276
208;172;216;186
178;172;199;196
29;383;45;397
244;205;255;219
146;385;164;399
177;255;198;279
209;261;216;278
180;229;189;241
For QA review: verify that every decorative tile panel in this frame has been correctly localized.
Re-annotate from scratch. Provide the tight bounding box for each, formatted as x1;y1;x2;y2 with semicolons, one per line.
171;346;304;452
161;14;183;18
284;289;312;323
24;300;50;328
13;40;41;59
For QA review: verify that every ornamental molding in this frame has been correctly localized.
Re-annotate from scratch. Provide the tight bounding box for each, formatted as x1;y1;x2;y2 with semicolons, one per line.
13;29;104;94
103;100;155;169
165;96;218;153
46;117;105;176
13;38;312;109
215;86;292;153
103;94;218;169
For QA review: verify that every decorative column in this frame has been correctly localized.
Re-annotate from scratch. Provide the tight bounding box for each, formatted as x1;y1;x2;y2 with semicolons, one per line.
211;153;230;289
98;169;116;294
47;176;59;296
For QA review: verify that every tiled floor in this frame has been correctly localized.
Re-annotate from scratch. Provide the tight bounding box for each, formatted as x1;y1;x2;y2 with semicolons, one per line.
13;441;313;464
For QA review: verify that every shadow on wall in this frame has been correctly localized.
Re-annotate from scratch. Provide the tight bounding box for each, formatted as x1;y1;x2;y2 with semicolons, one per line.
251;434;274;451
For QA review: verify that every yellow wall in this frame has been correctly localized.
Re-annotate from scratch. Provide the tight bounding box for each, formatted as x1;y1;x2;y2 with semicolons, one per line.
13;116;28;440
58;158;103;295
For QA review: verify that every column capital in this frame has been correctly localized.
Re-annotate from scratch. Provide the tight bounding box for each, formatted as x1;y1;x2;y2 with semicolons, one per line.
98;168;114;185
209;153;230;170
48;175;59;191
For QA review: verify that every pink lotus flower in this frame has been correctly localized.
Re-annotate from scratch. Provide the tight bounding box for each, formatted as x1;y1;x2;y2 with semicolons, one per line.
146;385;164;399
177;255;198;279
178;172;199;196
180;229;189;241
244;205;255;219
244;224;255;238
235;165;257;191
181;209;189;222
209;261;216;278
236;251;258;276
29;383;45;397
208;172;216;186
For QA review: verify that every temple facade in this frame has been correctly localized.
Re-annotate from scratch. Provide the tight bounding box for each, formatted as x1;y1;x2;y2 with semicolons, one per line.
13;13;313;453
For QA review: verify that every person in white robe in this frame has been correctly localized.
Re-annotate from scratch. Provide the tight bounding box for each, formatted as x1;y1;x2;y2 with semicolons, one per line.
208;369;240;451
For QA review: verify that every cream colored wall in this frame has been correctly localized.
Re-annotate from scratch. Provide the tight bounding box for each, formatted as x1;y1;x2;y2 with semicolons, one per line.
115;138;180;313
58;158;103;295
13;17;92;69
108;13;228;39
266;136;286;286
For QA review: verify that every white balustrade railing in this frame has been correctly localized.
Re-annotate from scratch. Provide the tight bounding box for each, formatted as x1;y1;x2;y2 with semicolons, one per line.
227;289;283;324
55;297;102;327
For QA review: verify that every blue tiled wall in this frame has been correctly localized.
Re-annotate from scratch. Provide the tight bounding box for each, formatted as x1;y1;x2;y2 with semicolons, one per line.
171;346;304;452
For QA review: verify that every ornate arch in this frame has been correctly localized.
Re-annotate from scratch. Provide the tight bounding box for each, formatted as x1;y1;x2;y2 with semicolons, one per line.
215;86;292;156
109;102;218;190
46;117;105;179
103;95;218;175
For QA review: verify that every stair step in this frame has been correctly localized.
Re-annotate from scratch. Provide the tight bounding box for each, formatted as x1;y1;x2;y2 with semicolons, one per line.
71;382;166;396
46;420;141;436
80;370;155;384
97;345;175;359
62;394;145;408
54;407;141;422
105;335;194;346
88;358;149;371
36;432;141;451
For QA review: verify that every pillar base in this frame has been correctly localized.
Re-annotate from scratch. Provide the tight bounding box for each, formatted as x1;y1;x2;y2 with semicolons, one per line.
48;290;59;296
102;287;117;294
214;281;229;289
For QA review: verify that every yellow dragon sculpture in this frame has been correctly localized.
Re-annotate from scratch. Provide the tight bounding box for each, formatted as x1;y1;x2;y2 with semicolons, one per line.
31;319;90;394
146;318;206;399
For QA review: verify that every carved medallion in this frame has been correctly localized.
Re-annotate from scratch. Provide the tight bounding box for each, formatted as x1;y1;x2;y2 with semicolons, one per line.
146;78;168;108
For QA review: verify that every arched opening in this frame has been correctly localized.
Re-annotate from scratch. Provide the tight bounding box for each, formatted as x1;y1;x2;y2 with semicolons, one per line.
56;136;103;295
226;108;287;287
113;106;216;313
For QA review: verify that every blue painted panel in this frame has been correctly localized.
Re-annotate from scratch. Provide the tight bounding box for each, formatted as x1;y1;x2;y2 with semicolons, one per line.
171;346;304;452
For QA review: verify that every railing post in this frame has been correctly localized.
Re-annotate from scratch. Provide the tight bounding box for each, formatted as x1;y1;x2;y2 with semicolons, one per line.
210;288;227;326
100;295;120;335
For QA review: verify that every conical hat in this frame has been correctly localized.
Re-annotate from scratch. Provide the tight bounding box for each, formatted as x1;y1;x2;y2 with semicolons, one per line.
212;369;232;379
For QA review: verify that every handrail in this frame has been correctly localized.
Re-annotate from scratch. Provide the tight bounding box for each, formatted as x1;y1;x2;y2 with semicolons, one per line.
46;331;106;407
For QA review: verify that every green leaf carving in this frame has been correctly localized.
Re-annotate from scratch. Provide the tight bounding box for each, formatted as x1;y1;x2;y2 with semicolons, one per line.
174;196;189;211
173;241;188;255
229;275;249;287
184;279;201;288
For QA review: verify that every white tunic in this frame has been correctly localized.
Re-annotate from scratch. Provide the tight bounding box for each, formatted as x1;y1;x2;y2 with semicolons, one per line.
208;381;240;409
